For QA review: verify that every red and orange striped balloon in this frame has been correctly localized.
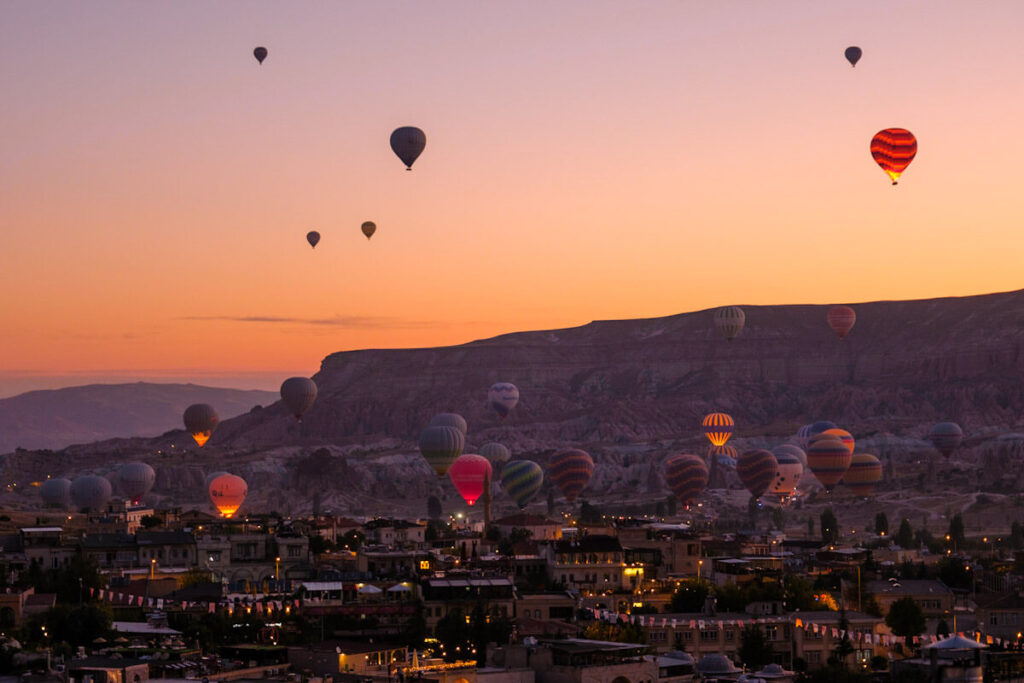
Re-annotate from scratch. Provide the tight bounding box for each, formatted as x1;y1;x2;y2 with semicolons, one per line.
807;436;853;492
664;454;709;507
827;305;856;340
702;412;735;447
871;128;917;185
843;453;882;497
820;428;855;454
549;448;594;503
736;449;779;500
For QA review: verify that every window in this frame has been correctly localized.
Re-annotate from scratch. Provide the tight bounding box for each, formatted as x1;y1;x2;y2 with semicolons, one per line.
725;629;735;641
288;546;301;558
765;625;779;641
807;651;822;665
991;614;999;625
683;631;693;642
701;630;718;642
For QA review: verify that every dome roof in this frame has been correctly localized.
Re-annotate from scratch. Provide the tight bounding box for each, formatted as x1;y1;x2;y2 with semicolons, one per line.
697;654;740;675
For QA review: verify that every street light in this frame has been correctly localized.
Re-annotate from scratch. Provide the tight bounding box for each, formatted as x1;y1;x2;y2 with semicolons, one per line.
150;558;156;579
275;556;281;582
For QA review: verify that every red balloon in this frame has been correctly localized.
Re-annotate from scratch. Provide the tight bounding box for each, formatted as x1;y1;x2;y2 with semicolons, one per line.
448;454;493;506
827;306;856;340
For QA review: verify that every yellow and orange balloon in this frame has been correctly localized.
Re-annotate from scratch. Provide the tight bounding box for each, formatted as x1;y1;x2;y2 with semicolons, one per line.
871;128;917;185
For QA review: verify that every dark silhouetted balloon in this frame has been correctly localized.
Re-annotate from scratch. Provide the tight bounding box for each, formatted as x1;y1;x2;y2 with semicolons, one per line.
774;443;807;468
549;448;594;503
929;422;964;458
254;47;267;64
501;460;543;509
448;454;492;506
843;453;882;496
41;478;72;508
419;425;465;476
737;449;779;500
209;473;247;518
183;404;219;447
702;412;735;447
488;383;520;418
714;306;745;341
117;462;155;504
390;127;426;169
280;377;317;421
429;413;467;435
361;222;376;240
828;305;856;339
71;475;112;512
871;128;917;185
844;46;862;67
307;231;320;248
480;442;511;466
664;454;708;507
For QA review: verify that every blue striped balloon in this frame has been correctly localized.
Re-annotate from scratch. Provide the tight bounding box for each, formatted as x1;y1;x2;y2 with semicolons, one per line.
501;460;543;509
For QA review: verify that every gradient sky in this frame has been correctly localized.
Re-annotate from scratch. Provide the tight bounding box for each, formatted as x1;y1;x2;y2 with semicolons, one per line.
3;1;1024;396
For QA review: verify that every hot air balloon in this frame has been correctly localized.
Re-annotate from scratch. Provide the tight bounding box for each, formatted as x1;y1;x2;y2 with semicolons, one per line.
806;436;853;492
770;447;804;497
664;455;708;507
429;413;468;435
117;462;155;504
361;222;376;240
549;449;594;503
209;473;248;518
714;306;745;341
480;442;511;466
253;47;268;64
773;443;807;468
390;126;426;170
821;428;855;454
40;478;72;508
708;444;738;462
501;460;543;509
488;383;520;418
419;425;465;476
205;471;229;489
70;475;112;512
737;450;779;500
827;306;856;340
843;453;882;497
702;412;735;447
929;422;964;458
183;404;219;447
307;231;320;248
871;128;917;185
844;46;862;67
804;421;838;445
280;377;317;421
448;454;493;507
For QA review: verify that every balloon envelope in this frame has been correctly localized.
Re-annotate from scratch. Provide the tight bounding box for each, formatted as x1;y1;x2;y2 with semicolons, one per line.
664;454;708;507
448;454;493;506
702;412;735;447
480;442;511;466
209;474;248;518
737;450;779;500
71;475;112;512
844;46;862;66
501;460;543;509
307;231;320;248
488;383;520;418
117;462;155;503
843;453;883;497
390;126;426;169
253;47;267;64
871;128;918;184
714;306;745;341
429;413;467;435
183;404;219;447
549;449;594;503
419;425;465;477
205;471;229;489
930;422;964;458
361;222;376;239
821;428;855;454
280;377;317;420
770;448;804;496
807;436;853;492
41;478;72;508
773;443;807;468
828;306;856;339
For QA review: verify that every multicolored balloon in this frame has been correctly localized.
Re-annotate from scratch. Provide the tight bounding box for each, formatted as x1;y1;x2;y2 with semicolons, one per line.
821;428;855;454
714;306;745;341
501;460;543;509
844;46;862;67
488;383;520;418
827;306;856;340
807;436;853;492
773;443;807;468
929;422;963;458
708;444;738;462
702;412;735;447
117;462;155;504
549;449;594;503
479;442;511;466
390;126;426;170
429;413;467;435
209;473;248;518
664;454;708;507
737;449;779;499
448;454;493;507
418;425;465;477
183;404;219;447
843;453;882;497
280;377;317;421
770;447;804;497
871;128;918;185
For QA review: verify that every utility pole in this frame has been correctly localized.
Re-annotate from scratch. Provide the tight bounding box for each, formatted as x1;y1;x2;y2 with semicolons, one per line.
482;472;492;532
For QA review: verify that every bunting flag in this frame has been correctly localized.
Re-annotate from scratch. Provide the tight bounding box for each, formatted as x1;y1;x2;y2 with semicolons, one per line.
671;619;677;627
157;599;164;608
661;618;667;627
795;618;803;628
99;590;105;599
89;588;95;597
137;596;144;606
689;620;697;629
209;602;216;614
718;620;724;630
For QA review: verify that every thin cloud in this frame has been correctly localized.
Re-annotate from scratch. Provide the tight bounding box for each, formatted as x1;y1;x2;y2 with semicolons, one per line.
181;314;454;329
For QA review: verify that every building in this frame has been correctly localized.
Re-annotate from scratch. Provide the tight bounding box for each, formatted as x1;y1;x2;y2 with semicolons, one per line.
975;592;1024;641
288;639;408;676
867;579;955;618
68;656;149;683
493;514;562;542
363;519;427;549
543;536;627;592
530;639;657;683
421;576;515;628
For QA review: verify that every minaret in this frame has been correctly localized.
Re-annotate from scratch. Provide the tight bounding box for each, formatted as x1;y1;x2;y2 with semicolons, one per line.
483;471;492;531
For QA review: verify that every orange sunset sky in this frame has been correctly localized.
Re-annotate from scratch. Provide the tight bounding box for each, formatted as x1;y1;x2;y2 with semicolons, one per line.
2;2;1024;396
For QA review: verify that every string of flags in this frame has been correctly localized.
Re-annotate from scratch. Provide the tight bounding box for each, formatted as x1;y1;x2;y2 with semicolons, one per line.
584;607;1016;648
89;587;299;616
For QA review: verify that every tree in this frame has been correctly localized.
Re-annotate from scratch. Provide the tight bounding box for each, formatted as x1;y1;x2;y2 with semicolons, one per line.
772;506;786;531
670;579;709;613
783;575;817;612
308;535;333;555
875;512;889;536
582;621;647;644
895;518;914;548
947;513;965;551
546;489;556;516
579;500;602;524
140;514;162;529
738;625;773;670
427;495;443;520
820;508;839;545
339;529;364;551
938;558;973;590
885;597;926;648
808;516;815;536
936;619;950;638
830;609;855;667
34;603;113;648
